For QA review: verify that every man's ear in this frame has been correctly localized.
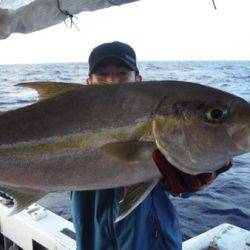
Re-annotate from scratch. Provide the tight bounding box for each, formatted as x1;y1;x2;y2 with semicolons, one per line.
86;78;92;85
136;74;142;82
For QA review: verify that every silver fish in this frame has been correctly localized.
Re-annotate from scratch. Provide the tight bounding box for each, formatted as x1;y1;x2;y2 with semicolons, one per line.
0;80;250;221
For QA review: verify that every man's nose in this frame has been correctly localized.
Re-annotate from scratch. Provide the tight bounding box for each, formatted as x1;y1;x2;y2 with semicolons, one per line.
106;74;119;83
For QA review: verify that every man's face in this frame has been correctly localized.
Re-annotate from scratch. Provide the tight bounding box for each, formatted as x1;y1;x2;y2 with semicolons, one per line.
87;60;142;85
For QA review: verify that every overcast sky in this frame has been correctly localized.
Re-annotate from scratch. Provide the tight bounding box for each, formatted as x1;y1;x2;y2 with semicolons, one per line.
0;0;250;64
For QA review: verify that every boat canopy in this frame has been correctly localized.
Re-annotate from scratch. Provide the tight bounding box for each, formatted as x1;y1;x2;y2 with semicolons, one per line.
0;0;139;39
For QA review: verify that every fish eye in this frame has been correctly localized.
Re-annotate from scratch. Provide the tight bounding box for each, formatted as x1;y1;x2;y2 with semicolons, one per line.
205;106;228;123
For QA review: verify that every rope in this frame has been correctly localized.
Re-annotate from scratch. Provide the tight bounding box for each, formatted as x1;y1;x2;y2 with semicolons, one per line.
212;0;217;10
57;0;79;30
106;0;120;6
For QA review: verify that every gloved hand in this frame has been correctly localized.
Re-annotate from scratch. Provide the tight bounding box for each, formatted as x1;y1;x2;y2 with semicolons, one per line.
152;149;232;196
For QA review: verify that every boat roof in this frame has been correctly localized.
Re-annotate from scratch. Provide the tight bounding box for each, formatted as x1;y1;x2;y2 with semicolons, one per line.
0;0;139;39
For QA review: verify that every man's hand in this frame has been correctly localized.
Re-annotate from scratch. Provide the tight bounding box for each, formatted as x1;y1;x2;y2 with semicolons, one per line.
152;149;232;196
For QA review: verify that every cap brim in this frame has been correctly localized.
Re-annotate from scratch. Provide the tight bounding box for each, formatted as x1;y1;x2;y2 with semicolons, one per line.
89;55;137;75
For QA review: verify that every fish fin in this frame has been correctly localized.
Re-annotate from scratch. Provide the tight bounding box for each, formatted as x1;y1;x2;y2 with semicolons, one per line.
0;186;47;215
115;179;159;223
101;141;156;162
16;82;83;102
130;122;152;141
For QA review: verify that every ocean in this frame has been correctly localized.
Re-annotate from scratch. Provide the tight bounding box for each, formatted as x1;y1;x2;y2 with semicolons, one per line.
0;61;249;240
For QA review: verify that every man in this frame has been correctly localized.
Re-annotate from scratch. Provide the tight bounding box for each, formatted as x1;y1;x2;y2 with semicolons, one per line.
71;41;232;250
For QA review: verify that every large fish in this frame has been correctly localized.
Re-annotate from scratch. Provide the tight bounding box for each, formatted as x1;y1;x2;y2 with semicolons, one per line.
0;80;250;221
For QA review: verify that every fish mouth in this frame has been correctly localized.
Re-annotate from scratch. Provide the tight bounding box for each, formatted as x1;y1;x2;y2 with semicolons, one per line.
229;124;250;152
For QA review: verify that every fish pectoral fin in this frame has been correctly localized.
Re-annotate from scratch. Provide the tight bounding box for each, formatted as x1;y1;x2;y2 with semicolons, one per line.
101;141;156;162
0;186;47;215
115;179;159;223
15;82;83;102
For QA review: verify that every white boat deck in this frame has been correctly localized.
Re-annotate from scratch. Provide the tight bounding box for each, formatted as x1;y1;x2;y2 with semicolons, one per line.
0;197;249;250
0;201;76;250
183;223;250;250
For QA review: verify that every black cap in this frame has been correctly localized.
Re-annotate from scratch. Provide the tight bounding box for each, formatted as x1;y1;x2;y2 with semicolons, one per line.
88;41;138;75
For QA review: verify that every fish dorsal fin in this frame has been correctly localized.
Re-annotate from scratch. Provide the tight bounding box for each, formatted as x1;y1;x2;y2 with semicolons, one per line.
101;141;156;163
16;82;83;102
0;186;47;215
115;179;159;222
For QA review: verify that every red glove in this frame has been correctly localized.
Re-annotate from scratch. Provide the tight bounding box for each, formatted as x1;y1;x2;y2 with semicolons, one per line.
152;149;232;196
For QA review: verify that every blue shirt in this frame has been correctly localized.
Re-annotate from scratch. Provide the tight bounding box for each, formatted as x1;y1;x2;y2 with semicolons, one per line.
71;184;182;250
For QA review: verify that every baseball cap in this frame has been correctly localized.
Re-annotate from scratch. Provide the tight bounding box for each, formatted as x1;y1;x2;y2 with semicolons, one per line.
88;41;138;75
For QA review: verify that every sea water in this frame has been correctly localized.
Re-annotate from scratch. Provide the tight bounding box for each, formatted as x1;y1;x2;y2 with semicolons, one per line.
0;61;249;240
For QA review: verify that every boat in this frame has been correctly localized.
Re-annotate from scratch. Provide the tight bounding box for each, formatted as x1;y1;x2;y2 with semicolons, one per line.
0;193;76;249
0;196;249;250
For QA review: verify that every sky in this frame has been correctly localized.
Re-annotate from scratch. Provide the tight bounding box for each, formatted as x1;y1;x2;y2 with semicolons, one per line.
0;0;250;64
